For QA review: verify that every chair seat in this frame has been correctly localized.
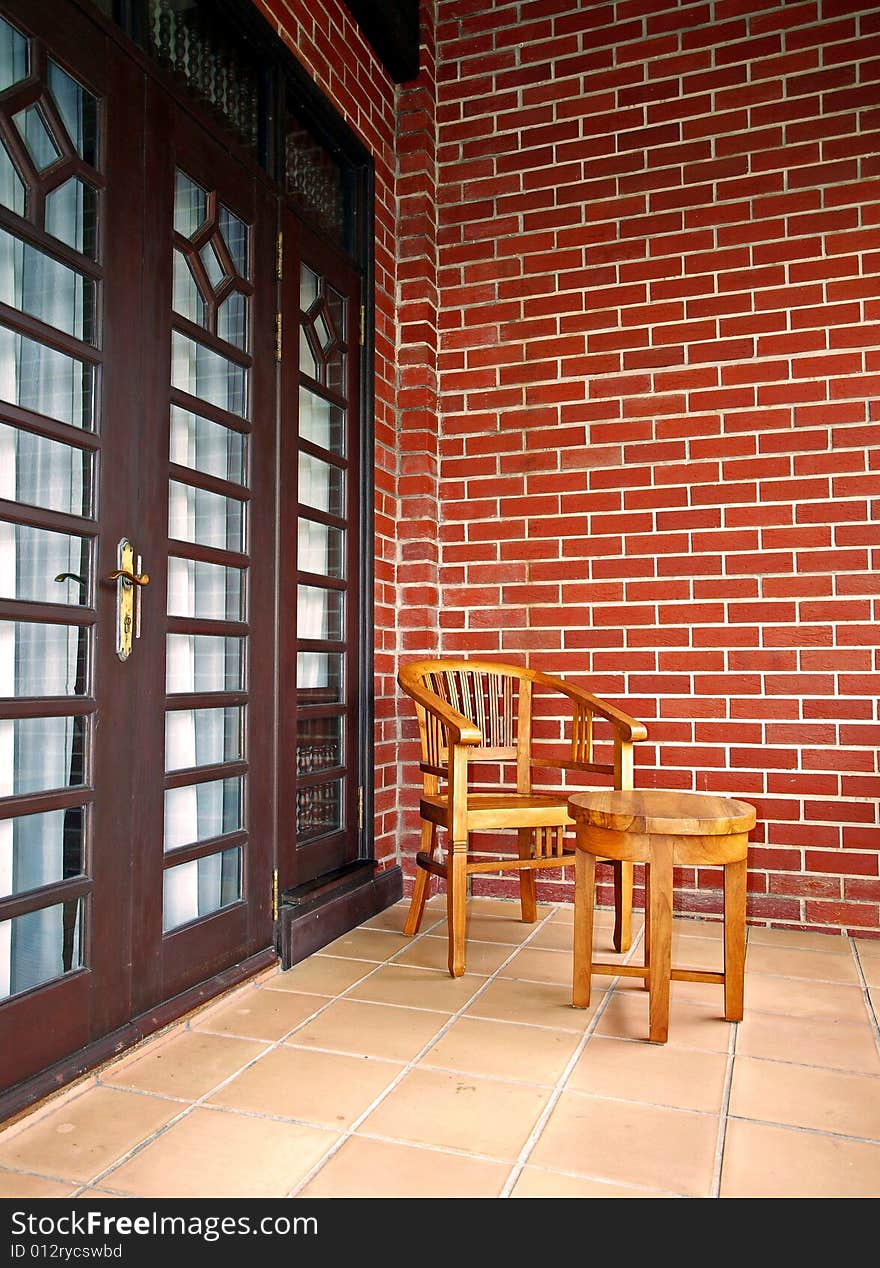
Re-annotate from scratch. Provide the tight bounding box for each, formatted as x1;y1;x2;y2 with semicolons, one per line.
420;791;573;831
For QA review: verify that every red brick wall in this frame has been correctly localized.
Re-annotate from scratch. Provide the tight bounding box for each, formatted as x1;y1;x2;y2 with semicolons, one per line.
432;0;880;934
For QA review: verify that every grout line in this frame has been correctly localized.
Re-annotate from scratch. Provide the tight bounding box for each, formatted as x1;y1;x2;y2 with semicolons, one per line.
710;1015;740;1198
283;900;618;1197
850;938;880;1057
497;922;646;1199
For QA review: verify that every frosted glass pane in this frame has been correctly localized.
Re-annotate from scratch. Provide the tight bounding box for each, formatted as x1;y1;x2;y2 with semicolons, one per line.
168;480;245;552
172;332;246;417
0;424;92;517
0;621;86;696
296;652;343;703
297;518;344;579
219;206;248;277
217;291;246;350
166;634;244;693
0;715;86;796
298;387;344;454
165;706;243;773
167;556;243;620
0;521;90;605
169;405;245;485
45;178;97;258
0;143;24;216
164;776;242;851
13;106;59;171
0;807;85;898
173;250;205;326
0;17;27;92
162;847;241;932
0;228;95;341
47;60;98;166
174;170;206;238
298;451;344;516
0;326;94;427
0;899;84;1001
297;584;343;640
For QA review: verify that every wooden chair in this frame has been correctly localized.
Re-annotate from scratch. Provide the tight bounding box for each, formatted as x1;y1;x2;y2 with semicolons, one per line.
399;658;648;977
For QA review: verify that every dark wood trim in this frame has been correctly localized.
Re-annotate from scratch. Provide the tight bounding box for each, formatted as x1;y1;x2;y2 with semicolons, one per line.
0;947;277;1126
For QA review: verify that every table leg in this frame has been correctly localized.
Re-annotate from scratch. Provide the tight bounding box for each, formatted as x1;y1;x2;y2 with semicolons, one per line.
723;855;747;1022
573;846;596;1009
647;839;673;1043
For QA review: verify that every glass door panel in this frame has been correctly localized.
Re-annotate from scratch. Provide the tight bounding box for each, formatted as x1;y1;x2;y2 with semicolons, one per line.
278;217;361;896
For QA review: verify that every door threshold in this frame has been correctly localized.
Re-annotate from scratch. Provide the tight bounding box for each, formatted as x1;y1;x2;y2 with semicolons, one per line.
279;862;402;968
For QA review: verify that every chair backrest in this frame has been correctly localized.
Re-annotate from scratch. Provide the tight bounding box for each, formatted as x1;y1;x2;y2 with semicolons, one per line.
399;657;646;798
399;659;549;796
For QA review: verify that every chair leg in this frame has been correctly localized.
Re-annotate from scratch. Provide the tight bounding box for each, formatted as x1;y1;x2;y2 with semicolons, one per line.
646;842;673;1043
612;859;633;953
403;821;436;936
572;844;596;1009
447;840;468;978
517;827;537;923
723;856;747;1022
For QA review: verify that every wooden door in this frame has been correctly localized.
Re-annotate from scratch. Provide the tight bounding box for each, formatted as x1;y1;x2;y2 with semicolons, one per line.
277;214;363;897
0;0;277;1098
0;0;146;1086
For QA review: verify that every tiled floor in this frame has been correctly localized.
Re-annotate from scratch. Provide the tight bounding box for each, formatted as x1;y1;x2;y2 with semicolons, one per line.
1;895;879;1199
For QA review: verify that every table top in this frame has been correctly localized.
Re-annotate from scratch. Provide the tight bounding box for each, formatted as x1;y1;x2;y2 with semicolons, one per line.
567;788;756;836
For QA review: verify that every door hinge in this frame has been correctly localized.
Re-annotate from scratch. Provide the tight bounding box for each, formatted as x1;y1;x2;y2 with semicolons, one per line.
274;312;282;362
276;231;283;280
359;304;365;347
357;785;364;831
272;868;279;921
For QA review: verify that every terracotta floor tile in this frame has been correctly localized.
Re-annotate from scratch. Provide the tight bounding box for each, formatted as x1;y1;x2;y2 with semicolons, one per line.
101;1106;337;1198
595;990;735;1051
855;941;880;987
297;1136;509;1198
288;998;447;1062
510;1166;667;1197
720;1119;880;1198
742;975;868;1022
462;898;553;921
358;1067;551;1159
0;1169;77;1197
418;1015;581;1085
461;914;545;945
346;963;487;1011
465;976;603;1032
744;943;862;984
735;1012;880;1074
0;1087;180;1184
260;955;376;995
729;1055;880;1140
208;1046;403;1127
499;945;575;985
360;902;440;934
394;933;514;975
313;927;412;962
191;986;330;1041
747;926;854;953
101;1030;269;1100
568;1036;729;1113
529;1089;720;1197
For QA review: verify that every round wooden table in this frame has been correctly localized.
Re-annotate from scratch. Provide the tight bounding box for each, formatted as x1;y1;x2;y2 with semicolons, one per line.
567;788;756;1043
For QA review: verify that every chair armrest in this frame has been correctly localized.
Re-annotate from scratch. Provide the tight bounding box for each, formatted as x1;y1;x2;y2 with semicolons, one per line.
533;670;647;742
397;669;483;746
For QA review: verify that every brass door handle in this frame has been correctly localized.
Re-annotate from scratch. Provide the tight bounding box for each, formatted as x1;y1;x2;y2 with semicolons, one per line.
107;567;150;587
111;540;148;661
